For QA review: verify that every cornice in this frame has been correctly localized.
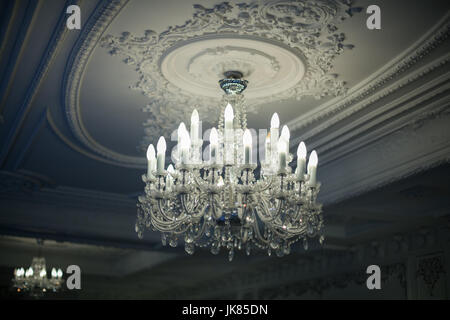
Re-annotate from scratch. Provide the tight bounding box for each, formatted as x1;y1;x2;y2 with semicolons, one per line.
287;12;450;136
62;0;142;168
319;108;450;205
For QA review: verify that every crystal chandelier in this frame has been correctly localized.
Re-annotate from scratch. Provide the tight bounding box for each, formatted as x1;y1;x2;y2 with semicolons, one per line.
12;240;64;298
136;71;323;261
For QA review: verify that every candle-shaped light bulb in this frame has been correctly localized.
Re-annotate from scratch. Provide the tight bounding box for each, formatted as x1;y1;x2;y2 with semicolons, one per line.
296;141;307;179
270;114;280;163
297;141;306;158
57;269;63;278
177;122;187;145
217;176;224;187
146;144;156;177
271;113;280;129
180;133;191;164
27;267;33;277
51;268;57;278
280;125;290;154
224;103;234;130
146;144;155;160
157;136;166;153
308;150;318;186
210;127;218;145
278;138;287;171
40;269;46;278
190;109;199;142
243;129;252;164
265;132;271;163
156;136;166;174
281;125;290;140
166;164;175;190
210;128;218;163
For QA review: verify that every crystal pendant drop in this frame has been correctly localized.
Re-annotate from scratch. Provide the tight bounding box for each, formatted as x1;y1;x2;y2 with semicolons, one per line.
185;243;195;255
319;235;325;245
246;243;251;256
169;237;178;248
228;249;234;262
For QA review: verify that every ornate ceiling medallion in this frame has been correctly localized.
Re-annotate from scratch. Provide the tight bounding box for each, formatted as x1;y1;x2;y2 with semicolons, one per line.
100;0;360;150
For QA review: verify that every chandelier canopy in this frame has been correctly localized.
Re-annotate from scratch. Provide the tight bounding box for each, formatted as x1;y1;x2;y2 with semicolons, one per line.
136;72;323;261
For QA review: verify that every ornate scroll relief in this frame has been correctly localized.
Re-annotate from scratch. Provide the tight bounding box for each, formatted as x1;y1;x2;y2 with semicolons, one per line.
100;0;360;150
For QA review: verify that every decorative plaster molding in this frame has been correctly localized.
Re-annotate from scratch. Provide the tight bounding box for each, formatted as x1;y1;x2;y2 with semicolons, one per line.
312;64;450;165
100;0;360;150
46;108;142;168
62;0;143;167
159;223;450;299
0;170;54;194
287;12;450;135
301;54;450;155
319;108;450;205
416;253;446;297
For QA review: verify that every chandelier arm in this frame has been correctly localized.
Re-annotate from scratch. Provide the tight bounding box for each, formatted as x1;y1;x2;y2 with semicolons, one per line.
151;216;185;230
254;175;276;192
155;199;189;224
192;171;212;193
193;216;208;241
209;193;223;219
250;209;269;245
180;193;195;216
254;195;283;224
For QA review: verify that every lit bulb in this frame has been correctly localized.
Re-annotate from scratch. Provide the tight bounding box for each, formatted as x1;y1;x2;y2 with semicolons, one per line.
243;129;252;164
167;164;174;174
243;129;252;147
190;109;199;142
40;269;46;278
277;138;287;170
191;109;199;125
297;142;306;159
308;150;318;187
281;125;290;140
180;132;191;149
210;128;218;145
271;113;280;128
277;138;287;154
308;150;318;167
157;136;166;153
217;176;224;187
57;269;63;278
224;103;234;129
51;268;57;278
146;144;155;160
178;122;187;141
296;142;307;179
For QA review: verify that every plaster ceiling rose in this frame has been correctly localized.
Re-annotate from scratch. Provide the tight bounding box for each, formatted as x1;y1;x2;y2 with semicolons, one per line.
100;0;361;150
160;37;306;100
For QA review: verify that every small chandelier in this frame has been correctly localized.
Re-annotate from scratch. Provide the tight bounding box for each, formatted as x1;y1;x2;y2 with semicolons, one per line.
12;240;64;298
136;71;323;261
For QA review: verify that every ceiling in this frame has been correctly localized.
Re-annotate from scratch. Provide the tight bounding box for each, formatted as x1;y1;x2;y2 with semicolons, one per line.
0;0;449;295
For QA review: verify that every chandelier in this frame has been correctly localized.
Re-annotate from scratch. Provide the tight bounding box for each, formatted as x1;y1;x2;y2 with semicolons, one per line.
12;240;64;298
136;71;323;261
